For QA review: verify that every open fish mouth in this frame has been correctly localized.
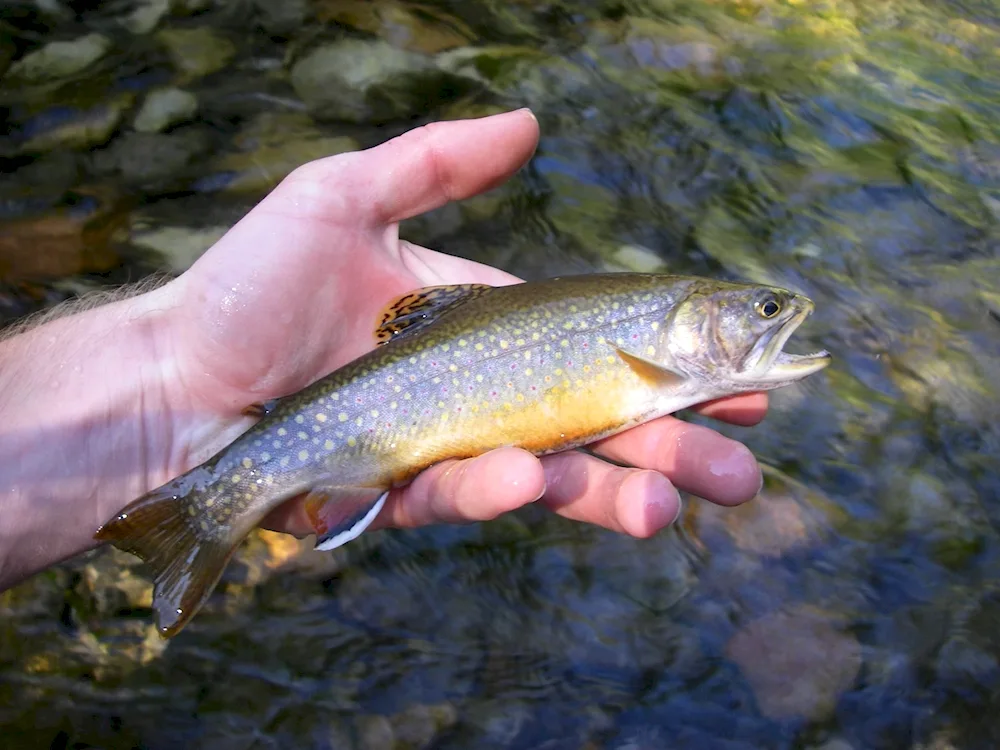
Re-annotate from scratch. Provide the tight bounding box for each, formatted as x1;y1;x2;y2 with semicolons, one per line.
748;302;831;383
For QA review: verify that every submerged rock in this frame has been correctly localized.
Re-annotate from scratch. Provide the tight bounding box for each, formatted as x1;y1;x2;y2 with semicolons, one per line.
5;32;111;83
133;86;198;132
129;222;228;272
726;606;861;720
290;39;480;123
14;94;133;154
317;0;475;54
91;127;213;192
202;111;359;193
156;26;236;80
0;192;125;280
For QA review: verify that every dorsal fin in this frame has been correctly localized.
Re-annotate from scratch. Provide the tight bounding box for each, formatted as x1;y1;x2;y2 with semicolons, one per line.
374;283;494;345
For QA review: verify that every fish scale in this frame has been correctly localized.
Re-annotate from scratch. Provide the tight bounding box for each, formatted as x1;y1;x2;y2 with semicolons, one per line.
95;272;830;637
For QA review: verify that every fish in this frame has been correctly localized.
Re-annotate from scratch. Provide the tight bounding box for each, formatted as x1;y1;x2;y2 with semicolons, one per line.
95;273;831;637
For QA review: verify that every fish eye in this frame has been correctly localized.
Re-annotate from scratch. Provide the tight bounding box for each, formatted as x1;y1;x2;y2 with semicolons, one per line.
756;297;782;319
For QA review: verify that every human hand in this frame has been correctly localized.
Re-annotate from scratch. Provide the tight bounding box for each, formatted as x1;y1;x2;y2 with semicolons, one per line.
157;108;767;541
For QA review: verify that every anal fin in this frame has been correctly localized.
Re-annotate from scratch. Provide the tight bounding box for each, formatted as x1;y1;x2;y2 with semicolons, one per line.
305;486;389;552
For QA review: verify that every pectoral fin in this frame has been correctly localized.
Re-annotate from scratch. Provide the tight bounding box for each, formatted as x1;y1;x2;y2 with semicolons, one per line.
304;486;389;551
242;398;281;418
615;347;687;388
375;283;494;345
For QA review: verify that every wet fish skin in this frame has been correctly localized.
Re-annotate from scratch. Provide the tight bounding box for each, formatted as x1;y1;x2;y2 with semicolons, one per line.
95;273;830;637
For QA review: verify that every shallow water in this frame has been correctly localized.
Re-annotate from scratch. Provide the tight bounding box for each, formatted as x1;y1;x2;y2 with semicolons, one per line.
1;1;999;748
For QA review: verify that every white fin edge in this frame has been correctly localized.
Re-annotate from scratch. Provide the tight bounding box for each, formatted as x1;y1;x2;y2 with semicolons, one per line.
312;490;388;552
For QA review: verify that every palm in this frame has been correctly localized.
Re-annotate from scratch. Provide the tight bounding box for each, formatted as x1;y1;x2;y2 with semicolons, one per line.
156;110;769;540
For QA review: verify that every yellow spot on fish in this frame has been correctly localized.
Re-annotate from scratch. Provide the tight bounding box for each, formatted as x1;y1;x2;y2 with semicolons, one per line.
298;431;308;440
563;321;573;330
437;401;445;408
532;332;540;341
331;393;339;400
516;393;525;402
187;506;197;516
651;321;659;331
338;412;348;422
555;368;563;376
298;449;308;461
500;340;509;349
355;417;363;426
525;367;533;376
475;342;484;351
231;474;241;483
295;415;304;424
432;377;441;385
316;413;327;423
200;520;210;531
391;401;398;409
278;428;287;436
607;356;616;364
242;458;253;469
441;344;450;352
324;439;334;450
459;339;468;347
647;346;655;356
476;374;484;382
205;498;215;508
261;452;271;462
280;457;290;467
371;409;379;418
347;437;357;447
560;340;569;348
627;305;635;314
394;385;401;392
516;338;525;346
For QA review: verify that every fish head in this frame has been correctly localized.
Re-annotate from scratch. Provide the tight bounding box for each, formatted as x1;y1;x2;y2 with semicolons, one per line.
661;281;831;390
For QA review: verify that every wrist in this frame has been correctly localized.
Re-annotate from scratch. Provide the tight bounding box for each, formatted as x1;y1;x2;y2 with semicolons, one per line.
0;283;181;589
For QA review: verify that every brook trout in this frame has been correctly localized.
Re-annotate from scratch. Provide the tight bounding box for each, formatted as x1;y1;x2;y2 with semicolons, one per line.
96;273;830;636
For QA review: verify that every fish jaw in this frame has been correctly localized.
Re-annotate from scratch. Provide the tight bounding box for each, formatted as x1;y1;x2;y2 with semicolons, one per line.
738;301;831;387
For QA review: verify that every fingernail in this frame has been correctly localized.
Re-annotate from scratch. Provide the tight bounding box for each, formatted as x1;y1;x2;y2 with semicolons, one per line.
517;107;537;121
645;476;682;532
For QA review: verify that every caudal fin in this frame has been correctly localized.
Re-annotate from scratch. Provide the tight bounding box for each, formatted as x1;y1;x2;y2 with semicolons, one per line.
95;486;238;638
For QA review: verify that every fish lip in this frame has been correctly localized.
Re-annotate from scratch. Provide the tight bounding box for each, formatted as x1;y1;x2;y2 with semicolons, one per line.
743;299;831;383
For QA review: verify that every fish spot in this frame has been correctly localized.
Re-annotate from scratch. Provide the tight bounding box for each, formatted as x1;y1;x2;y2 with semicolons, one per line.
242;458;253;469
298;449;309;461
371;409;379;418
324;439;334;450
313;424;321;432
338;412;348;422
651;321;660;331
231;474;241;484
280;457;290;467
475;342;484;351
647;345;655;356
273;440;282;449
278;428;287;436
449;364;457;372
356;417;363;426
295;415;305;424
298;431;308;440
525;367;533;376
205;498;215;508
316;413;328;423
261;452;271;462
500;340;509;349
347;436;357;447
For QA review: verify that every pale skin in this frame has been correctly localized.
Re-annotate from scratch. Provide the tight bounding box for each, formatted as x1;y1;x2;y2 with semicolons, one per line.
0;108;766;591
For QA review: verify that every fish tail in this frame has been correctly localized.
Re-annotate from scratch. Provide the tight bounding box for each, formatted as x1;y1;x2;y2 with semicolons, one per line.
94;484;238;638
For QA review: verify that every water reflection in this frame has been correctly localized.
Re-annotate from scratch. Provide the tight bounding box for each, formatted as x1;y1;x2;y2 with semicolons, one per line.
1;0;999;747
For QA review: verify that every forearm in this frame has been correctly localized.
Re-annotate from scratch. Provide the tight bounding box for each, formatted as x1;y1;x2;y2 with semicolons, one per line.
0;286;179;589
